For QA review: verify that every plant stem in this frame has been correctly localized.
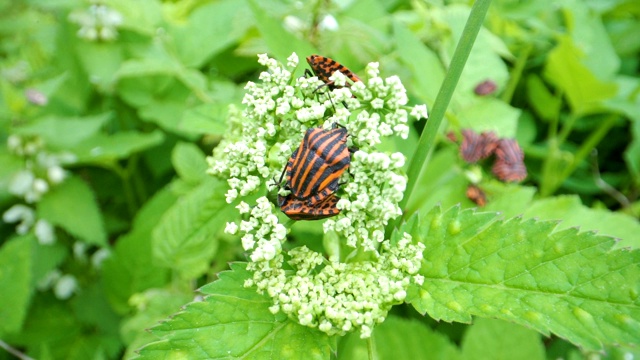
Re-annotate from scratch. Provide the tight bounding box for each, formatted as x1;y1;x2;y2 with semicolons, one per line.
400;0;493;217
501;44;532;104
367;336;376;360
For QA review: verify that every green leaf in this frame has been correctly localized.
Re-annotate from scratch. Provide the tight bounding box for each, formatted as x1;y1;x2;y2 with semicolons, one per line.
457;97;521;138
562;0;620;79
152;178;236;278
13;113;112;149
543;36;618;115
121;288;194;360
172;142;208;184
135;263;333;359
103;187;175;314
37;176;107;246
393;22;445;104
179;101;230;136
407;205;640;351
461;318;545;360
522;195;640;249
481;182;537;219
0;235;33;335
339;315;462;360
526;74;562;122
168;0;252;68
72;130;164;163
247;0;316;62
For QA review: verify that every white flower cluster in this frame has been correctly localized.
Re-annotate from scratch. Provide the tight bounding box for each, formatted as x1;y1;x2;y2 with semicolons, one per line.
324;151;407;252
210;53;429;337
241;224;425;338
2;135;74;245
68;4;123;42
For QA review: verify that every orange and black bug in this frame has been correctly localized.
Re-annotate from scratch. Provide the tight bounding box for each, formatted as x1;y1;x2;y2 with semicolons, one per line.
460;129;499;163
492;139;527;182
278;192;340;220
466;184;487;207
279;125;351;206
306;54;361;90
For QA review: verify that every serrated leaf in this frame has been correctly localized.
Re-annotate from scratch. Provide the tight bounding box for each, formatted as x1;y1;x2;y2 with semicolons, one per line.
339;316;461;360
461;318;544;360
37;176;107;246
135;263;332;359
172;142;208;184
0;235;33;335
152;178;235;278
407;205;640;351
522;195;640;249
121;288;194;360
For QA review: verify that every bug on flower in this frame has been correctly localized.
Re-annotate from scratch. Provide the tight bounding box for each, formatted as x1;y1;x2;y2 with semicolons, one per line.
278;192;340;220
306;54;361;89
278;125;351;206
460;129;499;163
492;139;527;182
466;184;487;207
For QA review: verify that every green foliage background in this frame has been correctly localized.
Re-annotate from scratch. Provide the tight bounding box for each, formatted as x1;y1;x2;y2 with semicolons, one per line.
0;0;639;359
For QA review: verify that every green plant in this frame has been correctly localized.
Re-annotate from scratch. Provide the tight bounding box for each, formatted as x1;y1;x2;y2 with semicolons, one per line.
0;0;638;359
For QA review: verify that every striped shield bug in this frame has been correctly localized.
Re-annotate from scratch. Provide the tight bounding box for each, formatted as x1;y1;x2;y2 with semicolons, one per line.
278;192;340;220
492;139;527;182
466;184;487;207
460;129;499;163
279;124;351;206
306;54;361;90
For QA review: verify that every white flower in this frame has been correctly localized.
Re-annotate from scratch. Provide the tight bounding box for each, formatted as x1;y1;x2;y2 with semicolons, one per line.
54;274;78;300
35;219;56;245
225;222;239;235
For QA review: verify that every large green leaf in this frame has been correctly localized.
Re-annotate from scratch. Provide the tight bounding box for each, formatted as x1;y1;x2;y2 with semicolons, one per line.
522;195;640;249
37;176;107;246
543;36;617;115
407;206;640;351
338;316;461;360
168;0;252;68
0;235;33;335
102;187;175;314
461;318;545;360
13;113;112;149
171;141;208;185
151;178;235;278
134;263;333;359
71;130;164;163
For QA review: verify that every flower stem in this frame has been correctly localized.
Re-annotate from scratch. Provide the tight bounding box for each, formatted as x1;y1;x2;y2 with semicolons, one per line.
400;0;492;218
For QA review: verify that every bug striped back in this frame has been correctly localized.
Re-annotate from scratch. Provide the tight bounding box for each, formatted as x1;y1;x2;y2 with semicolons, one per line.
306;55;361;87
278;192;340;220
285;126;350;204
460;129;499;163
492;139;527;182
466;184;487;207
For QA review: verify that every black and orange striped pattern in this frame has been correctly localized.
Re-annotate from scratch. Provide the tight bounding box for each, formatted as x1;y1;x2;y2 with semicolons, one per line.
306;55;361;89
284;126;350;205
460;129;499;163
466;184;487;207
492;139;527;182
278;193;340;220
